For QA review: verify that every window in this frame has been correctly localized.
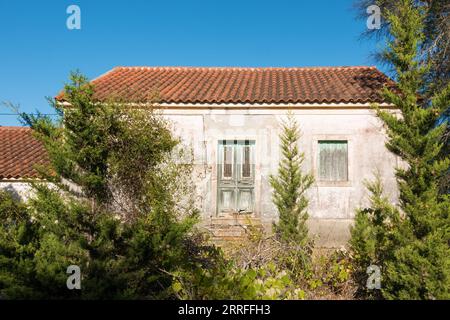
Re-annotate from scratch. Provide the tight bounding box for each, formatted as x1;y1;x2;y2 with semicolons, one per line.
218;140;255;214
242;146;251;178
222;146;233;179
318;141;348;181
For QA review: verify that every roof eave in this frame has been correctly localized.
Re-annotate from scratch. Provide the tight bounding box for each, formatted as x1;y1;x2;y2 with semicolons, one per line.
56;101;396;109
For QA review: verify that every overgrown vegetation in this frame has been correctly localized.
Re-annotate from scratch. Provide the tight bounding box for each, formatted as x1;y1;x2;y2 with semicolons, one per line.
223;226;354;300
351;0;450;300
0;73;210;299
0;81;355;300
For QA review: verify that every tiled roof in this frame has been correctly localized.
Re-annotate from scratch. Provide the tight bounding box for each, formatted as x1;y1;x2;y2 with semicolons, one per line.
0;127;49;179
57;66;395;105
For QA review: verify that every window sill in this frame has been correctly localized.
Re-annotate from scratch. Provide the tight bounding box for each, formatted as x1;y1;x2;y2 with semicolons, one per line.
315;180;352;187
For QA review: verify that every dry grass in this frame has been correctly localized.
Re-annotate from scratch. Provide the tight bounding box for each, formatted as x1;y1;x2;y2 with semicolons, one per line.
219;225;358;300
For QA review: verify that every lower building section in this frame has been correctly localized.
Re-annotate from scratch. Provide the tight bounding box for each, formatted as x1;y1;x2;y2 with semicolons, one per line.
201;215;353;248
306;218;353;248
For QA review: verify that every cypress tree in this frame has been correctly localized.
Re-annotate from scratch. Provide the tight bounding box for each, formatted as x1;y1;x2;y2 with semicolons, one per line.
351;0;450;299
270;112;314;244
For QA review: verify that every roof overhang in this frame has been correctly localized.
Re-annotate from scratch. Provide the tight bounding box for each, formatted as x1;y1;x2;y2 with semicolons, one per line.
57;101;397;110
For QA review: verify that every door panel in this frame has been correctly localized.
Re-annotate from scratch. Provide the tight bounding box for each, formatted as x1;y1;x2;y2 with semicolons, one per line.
237;188;253;213
218;188;235;213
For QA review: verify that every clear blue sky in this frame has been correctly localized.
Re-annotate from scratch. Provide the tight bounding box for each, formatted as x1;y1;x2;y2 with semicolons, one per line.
0;0;384;126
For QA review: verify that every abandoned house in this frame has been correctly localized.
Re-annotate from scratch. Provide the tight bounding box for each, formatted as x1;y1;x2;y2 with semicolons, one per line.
0;66;401;247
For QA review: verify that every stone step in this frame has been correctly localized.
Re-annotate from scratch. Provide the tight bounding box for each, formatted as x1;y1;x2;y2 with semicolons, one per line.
201;216;264;244
207;216;262;226
208;237;243;247
210;229;246;238
207;223;251;229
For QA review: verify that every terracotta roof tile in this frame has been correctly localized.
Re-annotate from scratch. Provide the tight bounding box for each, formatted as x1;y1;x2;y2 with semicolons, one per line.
57;66;395;105
0;127;49;179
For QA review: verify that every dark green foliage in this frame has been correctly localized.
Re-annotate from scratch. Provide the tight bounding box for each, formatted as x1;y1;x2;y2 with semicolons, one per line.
0;72;205;299
350;177;402;299
351;0;450;300
270;112;314;245
0;190;40;299
358;0;450;193
355;0;450;194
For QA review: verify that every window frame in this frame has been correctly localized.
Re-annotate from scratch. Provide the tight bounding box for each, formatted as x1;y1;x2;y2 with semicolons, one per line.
239;144;254;181
312;135;352;187
221;144;234;181
318;140;348;182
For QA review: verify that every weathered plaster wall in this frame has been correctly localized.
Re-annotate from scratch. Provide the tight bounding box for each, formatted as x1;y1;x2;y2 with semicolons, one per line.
0;181;35;201
0;108;399;248
163;108;400;247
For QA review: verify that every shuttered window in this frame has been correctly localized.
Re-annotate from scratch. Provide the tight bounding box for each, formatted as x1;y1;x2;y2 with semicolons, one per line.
318;141;348;181
218;140;255;214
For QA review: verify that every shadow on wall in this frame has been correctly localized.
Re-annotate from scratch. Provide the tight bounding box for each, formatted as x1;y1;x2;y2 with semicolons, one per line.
1;183;24;202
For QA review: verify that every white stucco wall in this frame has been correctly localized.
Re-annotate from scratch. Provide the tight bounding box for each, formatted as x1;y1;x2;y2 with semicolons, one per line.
1;107;400;247
163;107;400;247
0;181;35;201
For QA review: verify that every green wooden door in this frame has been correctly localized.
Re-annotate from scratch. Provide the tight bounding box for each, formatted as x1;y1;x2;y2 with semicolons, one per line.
217;140;255;215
